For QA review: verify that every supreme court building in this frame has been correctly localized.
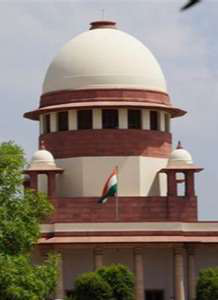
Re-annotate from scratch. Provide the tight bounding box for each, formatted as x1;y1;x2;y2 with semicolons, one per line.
23;20;218;300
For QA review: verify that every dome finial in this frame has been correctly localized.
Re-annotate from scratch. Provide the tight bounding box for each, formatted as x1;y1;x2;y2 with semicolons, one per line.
89;20;117;30
177;140;183;149
101;9;105;20
40;140;45;150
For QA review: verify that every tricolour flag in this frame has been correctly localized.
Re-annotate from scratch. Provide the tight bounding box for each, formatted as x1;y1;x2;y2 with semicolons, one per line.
98;169;118;204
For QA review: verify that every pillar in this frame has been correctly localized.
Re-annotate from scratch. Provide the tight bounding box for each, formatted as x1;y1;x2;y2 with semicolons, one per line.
94;248;104;270
167;171;177;196
185;171;195;197
93;109;102;129
165;113;170;132
174;247;185;300
134;247;144;300
50;112;57;132
39;114;44;135
47;172;56;198
23;174;31;189
29;172;38;191
142;109;149;130
119;108;128;129
160;111;165;132
69;110;77;130
187;246;196;300
55;253;65;300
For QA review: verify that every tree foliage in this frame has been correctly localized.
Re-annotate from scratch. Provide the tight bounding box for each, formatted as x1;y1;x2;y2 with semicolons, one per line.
97;264;134;300
196;267;218;300
74;272;112;300
0;141;58;300
73;264;134;300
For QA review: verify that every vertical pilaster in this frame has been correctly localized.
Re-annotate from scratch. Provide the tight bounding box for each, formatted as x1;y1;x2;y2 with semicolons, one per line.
160;111;165;132
29;172;38;191
142;109;149;130
47;172;56;198
174;247;185;300
134;247;144;300
39;114;44;135
55;253;65;300
165;113;170;132
94;247;104;270
50;112;57;132
69;110;77;130
93;109;102;129
187;246;196;300
119;108;128;129
167;171;177;196
185;172;195;197
23;174;30;189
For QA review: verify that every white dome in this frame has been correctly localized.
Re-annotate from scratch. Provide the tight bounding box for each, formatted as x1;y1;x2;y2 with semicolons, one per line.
168;148;193;167
42;24;167;94
30;149;56;168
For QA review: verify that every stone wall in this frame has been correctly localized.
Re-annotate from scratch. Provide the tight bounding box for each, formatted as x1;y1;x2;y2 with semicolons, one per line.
47;196;197;223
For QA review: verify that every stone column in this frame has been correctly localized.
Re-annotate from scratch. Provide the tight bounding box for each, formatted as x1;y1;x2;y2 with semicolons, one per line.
142;109;149;130
174;247;185;300
69;110;77;130
185;171;195;197
119;108;128;129
187;246;196;300
164;112;170;133
39;114;44;135
94;248;104;270
47;172;56;198
29;172;38;191
55;253;65;300
93;109;102;129
167;171;177;197
160;111;165;132
134;247;144;300
50;112;57;132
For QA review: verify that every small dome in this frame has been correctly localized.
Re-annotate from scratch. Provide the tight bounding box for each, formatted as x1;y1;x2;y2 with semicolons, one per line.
42;21;167;94
168;143;193;167
29;149;56;169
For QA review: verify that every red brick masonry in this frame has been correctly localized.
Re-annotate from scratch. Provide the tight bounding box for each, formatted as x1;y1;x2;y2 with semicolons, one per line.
47;196;197;223
40;89;171;108
40;129;171;159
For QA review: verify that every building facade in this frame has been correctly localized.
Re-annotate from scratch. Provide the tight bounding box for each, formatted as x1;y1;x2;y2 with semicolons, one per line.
24;21;218;300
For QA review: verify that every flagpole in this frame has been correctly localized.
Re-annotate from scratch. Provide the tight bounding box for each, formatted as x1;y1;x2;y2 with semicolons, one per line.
115;166;119;221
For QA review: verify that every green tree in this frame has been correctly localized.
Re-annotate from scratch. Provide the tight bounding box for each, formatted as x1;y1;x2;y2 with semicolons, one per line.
97;264;134;300
0;141;58;300
196;267;218;300
74;272;112;300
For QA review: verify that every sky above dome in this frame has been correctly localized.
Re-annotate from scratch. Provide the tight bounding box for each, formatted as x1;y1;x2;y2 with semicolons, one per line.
0;0;217;220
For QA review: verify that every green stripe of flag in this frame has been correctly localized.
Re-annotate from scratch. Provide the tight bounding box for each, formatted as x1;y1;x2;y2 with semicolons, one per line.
98;183;117;204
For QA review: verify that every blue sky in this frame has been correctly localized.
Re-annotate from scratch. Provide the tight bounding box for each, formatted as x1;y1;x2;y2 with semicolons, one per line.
0;0;217;219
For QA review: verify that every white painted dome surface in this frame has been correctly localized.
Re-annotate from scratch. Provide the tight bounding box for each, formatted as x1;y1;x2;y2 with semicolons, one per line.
168;149;193;167
43;28;167;94
30;149;56;167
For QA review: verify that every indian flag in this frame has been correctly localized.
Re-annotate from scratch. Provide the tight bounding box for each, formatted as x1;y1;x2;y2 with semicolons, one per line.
98;169;118;204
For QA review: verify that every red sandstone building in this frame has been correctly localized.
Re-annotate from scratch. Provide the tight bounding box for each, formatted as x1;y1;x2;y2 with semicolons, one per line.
24;21;218;300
